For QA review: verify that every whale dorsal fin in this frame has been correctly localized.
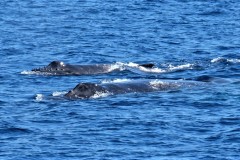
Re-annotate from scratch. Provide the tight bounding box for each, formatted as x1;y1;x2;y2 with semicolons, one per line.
139;63;155;68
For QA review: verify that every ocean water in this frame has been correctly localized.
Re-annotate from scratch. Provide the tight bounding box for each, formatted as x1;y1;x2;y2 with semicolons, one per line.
1;0;240;159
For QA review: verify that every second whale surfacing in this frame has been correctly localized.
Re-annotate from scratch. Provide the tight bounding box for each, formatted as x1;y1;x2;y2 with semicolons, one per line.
31;61;155;75
64;79;203;99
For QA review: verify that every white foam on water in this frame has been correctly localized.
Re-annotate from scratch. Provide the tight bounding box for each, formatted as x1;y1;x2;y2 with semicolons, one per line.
121;62;167;73
168;63;194;71
110;62;140;71
126;62;166;73
52;91;67;97
125;62;139;67
35;94;44;101
211;57;224;63
101;78;132;84
20;70;36;75
21;70;54;75
138;66;166;73
114;62;139;67
228;59;240;63
150;80;169;90
91;91;111;99
149;80;166;86
108;62;125;72
211;57;240;63
121;62;193;73
149;79;181;89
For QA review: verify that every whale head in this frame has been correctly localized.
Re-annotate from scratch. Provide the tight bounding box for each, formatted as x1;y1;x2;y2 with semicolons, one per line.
65;83;106;99
32;61;66;72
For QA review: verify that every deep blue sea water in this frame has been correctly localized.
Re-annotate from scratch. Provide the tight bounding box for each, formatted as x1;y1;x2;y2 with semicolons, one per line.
1;0;240;159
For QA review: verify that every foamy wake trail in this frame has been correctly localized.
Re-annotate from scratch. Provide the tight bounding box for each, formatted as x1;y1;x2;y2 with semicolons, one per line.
211;57;240;63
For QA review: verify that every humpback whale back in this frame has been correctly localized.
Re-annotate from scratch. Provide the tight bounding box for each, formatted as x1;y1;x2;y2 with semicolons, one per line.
64;79;185;99
31;61;155;75
31;61;112;75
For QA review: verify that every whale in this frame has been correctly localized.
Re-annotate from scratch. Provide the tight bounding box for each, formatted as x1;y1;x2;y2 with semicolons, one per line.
64;79;202;99
31;61;155;75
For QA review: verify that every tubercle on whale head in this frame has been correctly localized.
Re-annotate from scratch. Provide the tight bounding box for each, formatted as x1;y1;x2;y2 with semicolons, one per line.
32;61;66;72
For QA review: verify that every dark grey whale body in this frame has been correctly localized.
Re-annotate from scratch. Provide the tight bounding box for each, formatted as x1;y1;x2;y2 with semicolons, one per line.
64;79;201;99
32;61;155;75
